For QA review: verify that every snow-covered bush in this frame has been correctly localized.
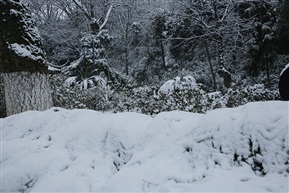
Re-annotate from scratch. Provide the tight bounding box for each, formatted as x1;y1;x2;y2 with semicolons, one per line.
159;75;197;95
50;75;86;109
50;74;112;111
64;76;77;87
108;85;211;114
224;84;280;107
64;75;107;91
50;74;279;115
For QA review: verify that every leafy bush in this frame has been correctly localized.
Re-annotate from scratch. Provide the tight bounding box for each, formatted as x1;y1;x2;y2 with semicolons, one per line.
50;74;280;115
224;84;280;107
50;74;112;111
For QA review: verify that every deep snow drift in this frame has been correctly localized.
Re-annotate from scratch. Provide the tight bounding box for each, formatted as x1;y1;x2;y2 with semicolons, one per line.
1;101;288;192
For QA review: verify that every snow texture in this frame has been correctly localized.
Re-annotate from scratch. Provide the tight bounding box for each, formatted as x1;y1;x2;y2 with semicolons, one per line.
10;43;43;62
1;101;288;192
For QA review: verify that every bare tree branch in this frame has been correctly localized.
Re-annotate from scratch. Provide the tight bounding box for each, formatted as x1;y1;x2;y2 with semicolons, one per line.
71;0;91;20
99;4;113;31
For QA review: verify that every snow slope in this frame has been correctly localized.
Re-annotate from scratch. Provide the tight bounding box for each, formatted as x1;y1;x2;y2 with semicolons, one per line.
1;101;288;192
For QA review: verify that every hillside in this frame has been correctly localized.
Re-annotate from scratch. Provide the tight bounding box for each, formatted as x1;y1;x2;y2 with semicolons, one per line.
1;101;288;192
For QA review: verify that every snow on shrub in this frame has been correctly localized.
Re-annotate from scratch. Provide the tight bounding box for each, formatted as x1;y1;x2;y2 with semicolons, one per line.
51;74;279;114
64;76;77;87
224;84;279;107
90;75;107;90
159;79;177;95
159;75;197;95
50;75;111;111
182;75;198;90
64;75;107;91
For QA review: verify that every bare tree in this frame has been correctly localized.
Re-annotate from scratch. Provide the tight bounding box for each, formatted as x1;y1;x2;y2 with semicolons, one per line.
168;0;253;90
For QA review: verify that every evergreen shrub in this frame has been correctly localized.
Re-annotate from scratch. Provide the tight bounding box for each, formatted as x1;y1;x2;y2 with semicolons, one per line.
50;75;280;115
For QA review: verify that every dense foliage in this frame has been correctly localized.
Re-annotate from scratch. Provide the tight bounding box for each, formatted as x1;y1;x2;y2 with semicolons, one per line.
50;74;279;115
27;0;289;113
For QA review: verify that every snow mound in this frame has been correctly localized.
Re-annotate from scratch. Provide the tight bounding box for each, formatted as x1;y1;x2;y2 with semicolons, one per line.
1;102;288;192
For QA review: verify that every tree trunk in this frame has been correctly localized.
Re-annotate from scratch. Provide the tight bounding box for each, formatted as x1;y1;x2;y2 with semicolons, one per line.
2;72;52;116
205;42;217;91
160;40;166;70
0;75;6;118
125;45;129;75
124;20;129;76
265;55;271;89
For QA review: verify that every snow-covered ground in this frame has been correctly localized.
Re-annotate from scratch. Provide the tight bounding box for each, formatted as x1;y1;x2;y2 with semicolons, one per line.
1;101;288;192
